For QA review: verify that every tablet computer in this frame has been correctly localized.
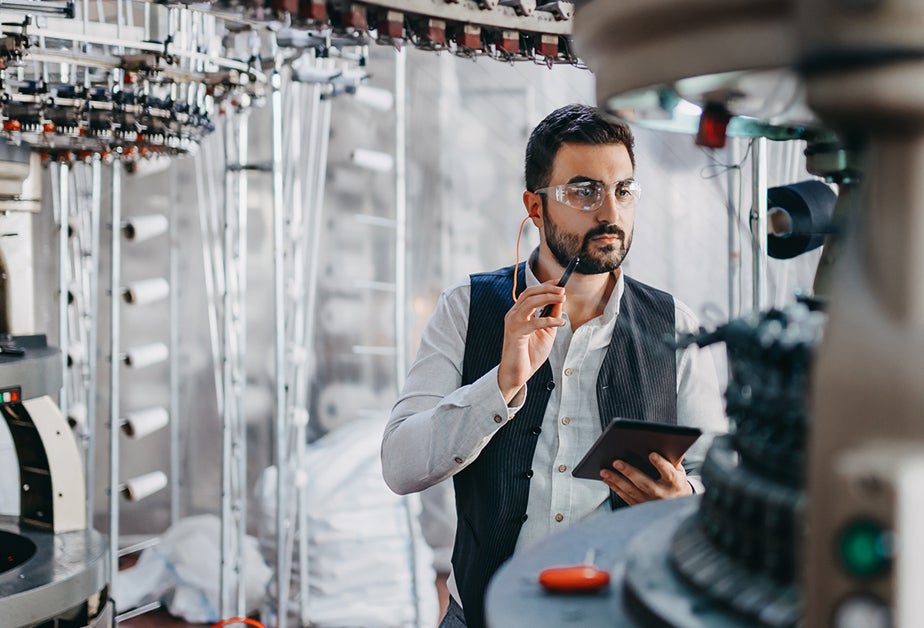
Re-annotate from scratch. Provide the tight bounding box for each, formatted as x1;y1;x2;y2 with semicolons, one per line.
571;419;702;480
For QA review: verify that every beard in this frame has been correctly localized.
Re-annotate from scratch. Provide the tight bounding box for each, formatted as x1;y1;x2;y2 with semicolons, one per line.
543;208;633;275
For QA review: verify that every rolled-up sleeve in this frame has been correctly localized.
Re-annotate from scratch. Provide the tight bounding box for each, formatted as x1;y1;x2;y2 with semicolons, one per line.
382;280;523;495
674;300;729;493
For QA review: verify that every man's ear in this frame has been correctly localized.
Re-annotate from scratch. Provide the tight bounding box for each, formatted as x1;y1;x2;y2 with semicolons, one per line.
523;190;542;224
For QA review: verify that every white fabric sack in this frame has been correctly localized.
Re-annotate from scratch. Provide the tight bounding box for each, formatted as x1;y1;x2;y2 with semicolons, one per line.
114;514;272;623
255;417;437;627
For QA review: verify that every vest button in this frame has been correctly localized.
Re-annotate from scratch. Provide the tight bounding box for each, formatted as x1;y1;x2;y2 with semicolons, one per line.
555;513;564;523
545;381;555;391
494;414;504;423
525;469;534;479
454;456;464;464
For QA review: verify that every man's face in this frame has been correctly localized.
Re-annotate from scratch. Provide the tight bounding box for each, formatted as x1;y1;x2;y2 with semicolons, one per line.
540;142;635;275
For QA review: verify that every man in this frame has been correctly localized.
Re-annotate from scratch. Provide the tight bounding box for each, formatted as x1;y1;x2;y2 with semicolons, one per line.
382;104;726;628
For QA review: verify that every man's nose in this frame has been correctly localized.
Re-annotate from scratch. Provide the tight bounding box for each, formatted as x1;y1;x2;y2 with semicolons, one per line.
597;190;625;222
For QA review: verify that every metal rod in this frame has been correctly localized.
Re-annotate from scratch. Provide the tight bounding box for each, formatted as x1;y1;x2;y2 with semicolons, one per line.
56;161;70;428
285;81;307;626
394;46;408;389
219;111;235;620
301;92;331;392
750;137;768;311
108;159;123;598
168;162;181;526
271;66;289;628
86;156;102;526
393;46;422;628
195;139;224;414
234;108;249;619
726;138;741;319
115;600;162;622
117;535;161;557
293;74;326;626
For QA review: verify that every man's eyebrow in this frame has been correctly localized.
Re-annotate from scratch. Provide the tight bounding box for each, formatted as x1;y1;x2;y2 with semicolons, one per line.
566;175;599;184
565;176;636;185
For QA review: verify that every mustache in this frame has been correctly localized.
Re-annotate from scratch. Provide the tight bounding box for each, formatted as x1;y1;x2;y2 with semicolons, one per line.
583;224;625;247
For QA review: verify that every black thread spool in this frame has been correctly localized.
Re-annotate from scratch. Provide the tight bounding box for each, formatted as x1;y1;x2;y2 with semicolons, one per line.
766;180;837;260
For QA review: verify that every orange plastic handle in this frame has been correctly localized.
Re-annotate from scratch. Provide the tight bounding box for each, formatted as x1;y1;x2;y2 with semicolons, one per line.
538;565;611;593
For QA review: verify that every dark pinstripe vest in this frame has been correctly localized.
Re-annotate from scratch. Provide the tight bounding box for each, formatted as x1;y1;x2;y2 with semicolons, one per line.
452;262;676;627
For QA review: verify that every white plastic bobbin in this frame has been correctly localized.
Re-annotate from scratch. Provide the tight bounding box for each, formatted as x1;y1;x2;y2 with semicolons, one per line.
120;406;169;439
120;471;168;502
122;277;170;306
353;85;395;111
350;148;395;173
121;214;168;243
122;342;169;369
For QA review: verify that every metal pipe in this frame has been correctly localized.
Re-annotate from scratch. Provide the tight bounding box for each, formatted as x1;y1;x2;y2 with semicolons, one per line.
116;600;162;623
270;67;289;628
301;91;331;389
219;111;235;620
234;109;249;618
726;138;741;319
86;156;102;526
293;75;325;626
393;46;422;628
394;46;408;388
750;137;768;311
108;160;123;596
55;162;70;428
168;162;181;526
194;141;224;416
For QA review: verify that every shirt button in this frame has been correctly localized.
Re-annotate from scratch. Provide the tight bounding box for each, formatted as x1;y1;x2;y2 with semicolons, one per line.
521;514;529;523
454;456;463;464
526;469;534;479
494;414;504;423
564;368;573;377
558;464;567;473
545;381;555;391
555;513;564;523
561;416;570;425
531;426;542;436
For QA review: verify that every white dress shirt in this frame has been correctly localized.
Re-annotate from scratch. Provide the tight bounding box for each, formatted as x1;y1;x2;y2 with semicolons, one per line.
382;264;728;605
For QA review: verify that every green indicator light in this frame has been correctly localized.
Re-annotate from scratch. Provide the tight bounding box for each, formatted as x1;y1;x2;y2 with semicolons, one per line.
838;520;892;579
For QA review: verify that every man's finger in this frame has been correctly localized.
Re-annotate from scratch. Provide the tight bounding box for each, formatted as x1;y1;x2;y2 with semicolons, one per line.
648;452;676;478
612;460;657;490
599;469;641;505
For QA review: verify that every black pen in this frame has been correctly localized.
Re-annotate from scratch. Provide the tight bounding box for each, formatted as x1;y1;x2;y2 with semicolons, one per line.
539;256;580;318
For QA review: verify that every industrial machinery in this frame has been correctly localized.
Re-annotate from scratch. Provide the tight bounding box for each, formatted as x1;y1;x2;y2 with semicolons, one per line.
0;334;111;627
559;0;924;625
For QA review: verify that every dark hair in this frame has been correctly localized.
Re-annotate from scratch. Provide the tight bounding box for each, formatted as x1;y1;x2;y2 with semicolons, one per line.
524;103;636;192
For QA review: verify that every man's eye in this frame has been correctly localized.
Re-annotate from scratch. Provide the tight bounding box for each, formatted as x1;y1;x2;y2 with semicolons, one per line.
615;187;631;198
570;185;595;198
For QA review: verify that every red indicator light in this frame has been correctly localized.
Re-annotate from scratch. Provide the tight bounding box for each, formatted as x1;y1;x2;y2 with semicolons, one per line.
10;391;19;402
696;104;732;149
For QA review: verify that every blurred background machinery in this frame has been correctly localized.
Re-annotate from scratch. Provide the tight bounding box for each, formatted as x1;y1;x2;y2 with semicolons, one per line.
549;0;924;626
0;0;870;626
